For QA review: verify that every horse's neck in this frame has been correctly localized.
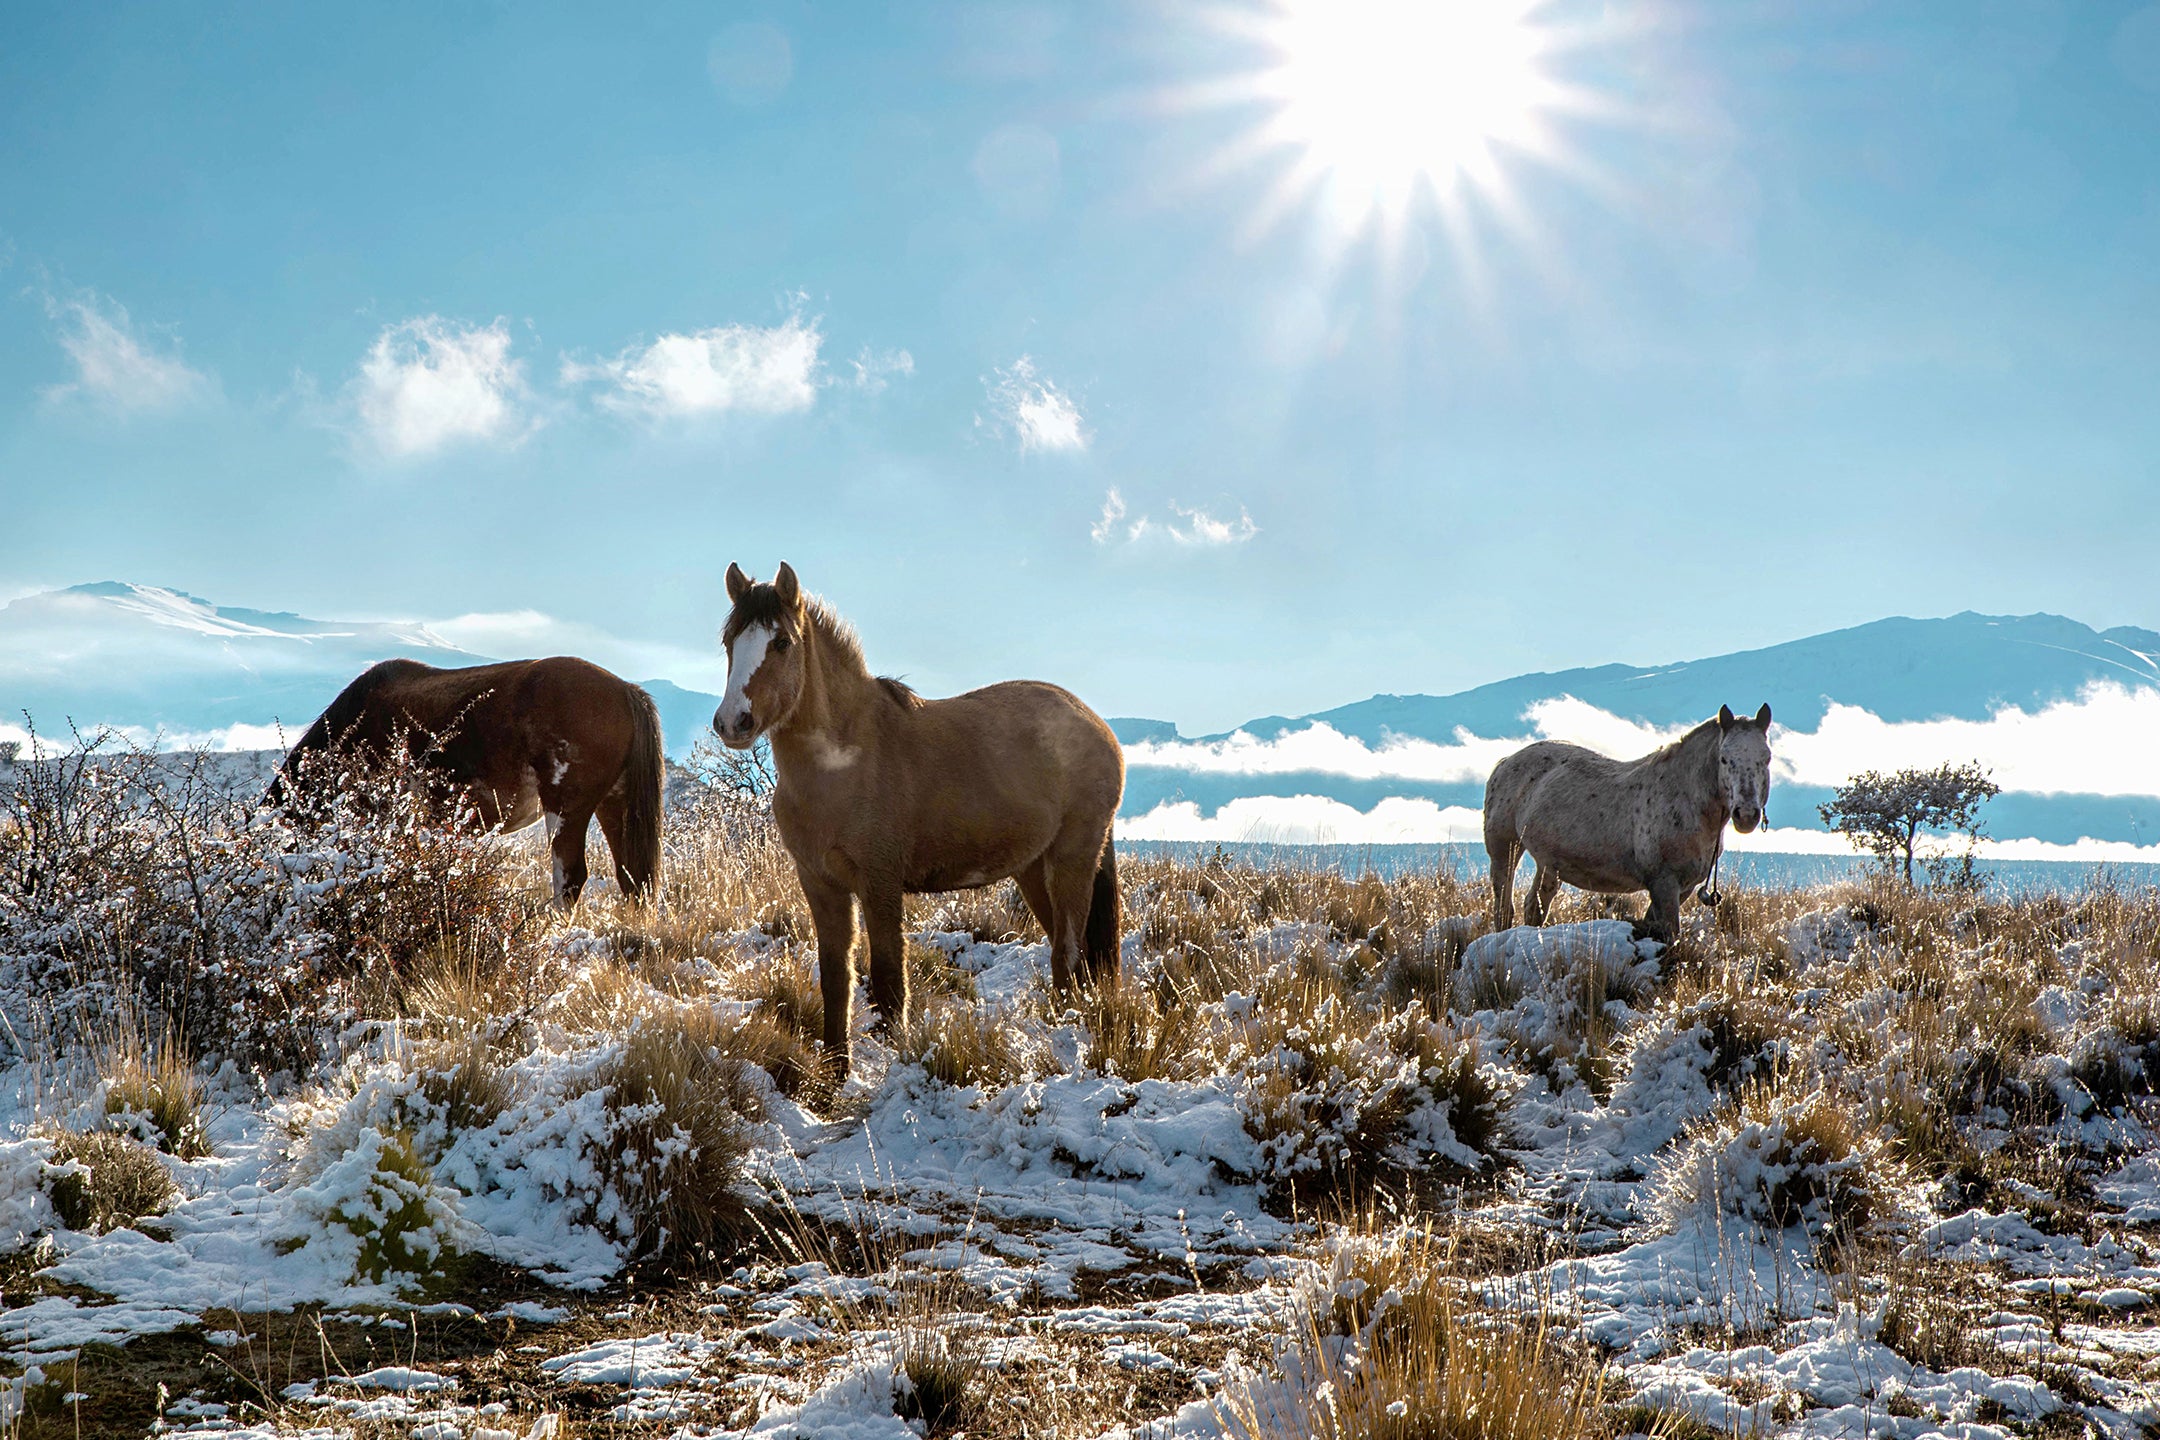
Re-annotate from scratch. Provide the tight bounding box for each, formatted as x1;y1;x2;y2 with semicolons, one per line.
1661;723;1726;824
774;619;880;764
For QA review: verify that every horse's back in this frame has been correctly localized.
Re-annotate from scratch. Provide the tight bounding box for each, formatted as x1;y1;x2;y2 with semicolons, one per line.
1486;741;1607;822
907;680;1123;820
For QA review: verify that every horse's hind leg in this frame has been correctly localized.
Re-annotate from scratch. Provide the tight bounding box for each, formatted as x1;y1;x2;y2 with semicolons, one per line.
547;803;598;907
1523;861;1561;926
595;793;638;899
1042;834;1101;992
1486;834;1519;931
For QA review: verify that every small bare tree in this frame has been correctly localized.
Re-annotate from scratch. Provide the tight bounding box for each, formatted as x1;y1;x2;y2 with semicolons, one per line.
687;734;775;803
1818;761;2000;886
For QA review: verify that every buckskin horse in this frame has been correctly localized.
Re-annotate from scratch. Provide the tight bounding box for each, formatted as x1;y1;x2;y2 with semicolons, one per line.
269;656;665;906
1483;704;1773;943
714;562;1123;1078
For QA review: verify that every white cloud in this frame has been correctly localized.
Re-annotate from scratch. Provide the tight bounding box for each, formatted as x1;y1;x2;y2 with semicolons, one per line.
1167;501;1258;546
983;356;1086;452
1119;796;1487;846
850;345;914;394
351;316;531;459
40;292;215;412
564;315;823;418
1125;683;2160;830
1115;794;2160;864
1091;488;1131;542
1092;489;1259;548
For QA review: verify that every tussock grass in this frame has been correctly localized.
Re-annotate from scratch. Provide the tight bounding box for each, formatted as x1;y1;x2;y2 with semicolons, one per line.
894;1000;1027;1090
411;1030;512;1137
1221;1214;1616;1440
1066;976;1208;1082
43;1128;175;1234
96;1021;208;1159
1655;1074;1893;1237
594;999;770;1256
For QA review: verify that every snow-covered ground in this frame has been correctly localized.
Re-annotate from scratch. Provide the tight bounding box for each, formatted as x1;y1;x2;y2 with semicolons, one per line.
3;790;2158;1438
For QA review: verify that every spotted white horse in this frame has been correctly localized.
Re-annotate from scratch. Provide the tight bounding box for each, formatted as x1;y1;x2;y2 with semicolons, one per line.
1483;704;1773;943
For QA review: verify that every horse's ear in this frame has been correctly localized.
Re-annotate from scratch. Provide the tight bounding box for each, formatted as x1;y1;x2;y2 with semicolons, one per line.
774;562;801;609
1754;702;1772;729
1717;704;1735;733
725;563;751;603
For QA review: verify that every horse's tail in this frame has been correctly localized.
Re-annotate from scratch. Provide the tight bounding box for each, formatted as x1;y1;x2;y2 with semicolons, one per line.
619;683;665;901
1084;839;1120;981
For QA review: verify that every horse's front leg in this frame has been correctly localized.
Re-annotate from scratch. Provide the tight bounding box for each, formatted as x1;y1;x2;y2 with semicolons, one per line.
801;873;860;1079
1634;874;1681;945
861;880;911;1038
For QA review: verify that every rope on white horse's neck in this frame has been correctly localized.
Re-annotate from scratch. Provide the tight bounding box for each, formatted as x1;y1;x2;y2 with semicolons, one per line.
1698;830;1725;907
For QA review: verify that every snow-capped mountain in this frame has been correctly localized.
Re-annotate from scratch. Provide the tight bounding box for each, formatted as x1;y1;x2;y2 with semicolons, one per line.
6;585;2156;848
0;583;723;757
1111;612;2160;850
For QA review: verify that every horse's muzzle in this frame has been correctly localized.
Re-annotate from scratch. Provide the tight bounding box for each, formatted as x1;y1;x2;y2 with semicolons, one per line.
1732;805;1762;833
715;707;759;749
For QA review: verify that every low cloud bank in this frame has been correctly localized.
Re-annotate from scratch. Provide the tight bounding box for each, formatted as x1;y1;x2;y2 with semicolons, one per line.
1126;683;2160;800
1115;795;2160;864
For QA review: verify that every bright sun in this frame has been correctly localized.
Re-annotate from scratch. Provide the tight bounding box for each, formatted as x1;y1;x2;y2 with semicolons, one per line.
1203;0;1583;250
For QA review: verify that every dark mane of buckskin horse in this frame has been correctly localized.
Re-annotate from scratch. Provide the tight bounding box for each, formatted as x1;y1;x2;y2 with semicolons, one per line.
714;561;1123;1079
268;655;664;905
1483;703;1773;944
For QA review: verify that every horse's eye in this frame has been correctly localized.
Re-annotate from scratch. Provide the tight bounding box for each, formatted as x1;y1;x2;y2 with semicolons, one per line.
771;635;792;653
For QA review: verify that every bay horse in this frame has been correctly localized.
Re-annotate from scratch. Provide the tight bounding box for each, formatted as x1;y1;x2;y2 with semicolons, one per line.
716;562;1123;1078
268;656;665;906
1483;704;1772;944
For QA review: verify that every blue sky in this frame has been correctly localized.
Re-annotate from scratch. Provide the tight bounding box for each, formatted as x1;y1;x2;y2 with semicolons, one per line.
3;0;2157;732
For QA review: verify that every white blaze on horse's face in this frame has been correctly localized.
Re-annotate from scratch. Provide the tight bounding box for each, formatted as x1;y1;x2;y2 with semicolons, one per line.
1718;725;1773;833
716;622;774;749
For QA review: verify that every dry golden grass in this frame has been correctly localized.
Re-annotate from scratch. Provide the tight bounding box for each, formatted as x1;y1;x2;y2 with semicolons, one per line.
1064;976;1208;1082
596;1000;769;1257
1221;1215;1620;1440
42;1128;175;1234
894;998;1028;1090
96;1022;207;1160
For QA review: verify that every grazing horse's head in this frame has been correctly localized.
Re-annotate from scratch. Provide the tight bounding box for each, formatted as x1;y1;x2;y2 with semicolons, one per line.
716;561;806;749
1714;703;1774;832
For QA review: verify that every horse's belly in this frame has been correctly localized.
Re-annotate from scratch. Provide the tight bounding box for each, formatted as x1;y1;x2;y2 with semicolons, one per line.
1549;857;1641;895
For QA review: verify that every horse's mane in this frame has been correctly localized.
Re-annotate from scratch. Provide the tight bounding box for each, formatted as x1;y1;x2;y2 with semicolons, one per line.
733;591;919;711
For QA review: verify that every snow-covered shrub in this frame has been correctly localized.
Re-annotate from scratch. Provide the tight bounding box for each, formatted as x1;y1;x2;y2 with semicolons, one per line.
284;1123;467;1290
0;736;539;1074
1227;970;1502;1205
1613;987;1791;1140
1459;921;1661;1098
42;1129;174;1234
0;1137;59;1252
1786;904;1874;972
1652;1080;1890;1236
593;1004;768;1256
2069;958;2160;1107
